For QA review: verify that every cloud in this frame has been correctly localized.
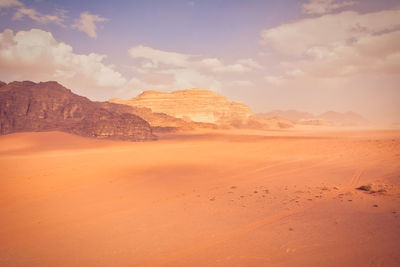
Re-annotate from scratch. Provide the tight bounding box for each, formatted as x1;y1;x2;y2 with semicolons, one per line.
302;0;356;15
72;12;108;38
261;9;400;84
2;0;66;26
261;10;400;56
0;28;256;99
13;7;66;25
0;0;22;8
160;68;222;90
0;27;261;101
129;45;191;68
126;68;221;92
237;58;263;70
0;28;126;96
127;45;261;91
198;58;251;73
129;45;259;74
300;30;400;76
230;80;253;87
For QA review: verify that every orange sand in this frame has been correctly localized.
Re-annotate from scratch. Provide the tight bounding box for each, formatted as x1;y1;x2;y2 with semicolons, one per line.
0;129;399;266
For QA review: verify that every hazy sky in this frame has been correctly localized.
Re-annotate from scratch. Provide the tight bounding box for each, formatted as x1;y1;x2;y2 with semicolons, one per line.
0;0;399;123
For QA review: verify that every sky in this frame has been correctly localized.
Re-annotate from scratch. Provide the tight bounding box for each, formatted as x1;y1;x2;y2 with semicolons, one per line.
0;0;399;123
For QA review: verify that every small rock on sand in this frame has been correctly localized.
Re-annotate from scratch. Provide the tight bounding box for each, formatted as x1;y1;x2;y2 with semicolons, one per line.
356;184;372;191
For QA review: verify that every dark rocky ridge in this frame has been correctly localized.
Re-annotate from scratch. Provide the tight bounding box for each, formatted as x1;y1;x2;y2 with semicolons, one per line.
0;81;156;141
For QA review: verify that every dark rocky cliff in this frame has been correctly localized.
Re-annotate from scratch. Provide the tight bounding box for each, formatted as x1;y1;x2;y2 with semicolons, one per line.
0;81;156;141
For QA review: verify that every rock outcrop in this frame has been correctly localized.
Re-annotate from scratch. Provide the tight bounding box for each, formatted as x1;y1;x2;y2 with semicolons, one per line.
241;116;294;129
100;102;216;133
109;89;253;125
0;81;155;141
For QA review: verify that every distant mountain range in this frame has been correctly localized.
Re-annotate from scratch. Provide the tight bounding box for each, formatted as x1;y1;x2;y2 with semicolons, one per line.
257;110;368;126
0;80;369;141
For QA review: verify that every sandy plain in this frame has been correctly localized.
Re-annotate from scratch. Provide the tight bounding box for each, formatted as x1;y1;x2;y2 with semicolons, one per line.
0;129;399;266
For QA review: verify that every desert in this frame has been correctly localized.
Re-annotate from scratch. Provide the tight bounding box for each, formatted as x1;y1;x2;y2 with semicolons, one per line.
1;0;400;266
1;128;399;266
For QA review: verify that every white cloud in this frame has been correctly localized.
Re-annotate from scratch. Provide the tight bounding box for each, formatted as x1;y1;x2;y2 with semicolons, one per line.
0;0;66;26
261;10;400;57
0;0;22;8
302;0;356;15
129;45;260;74
0;28;254;99
127;45;261;92
161;68;222;90
13;7;65;25
1;0;65;27
0;28;126;94
300;30;400;76
129;45;192;68
259;6;400;124
261;9;400;84
125;69;221;92
198;58;252;73
72;12;108;38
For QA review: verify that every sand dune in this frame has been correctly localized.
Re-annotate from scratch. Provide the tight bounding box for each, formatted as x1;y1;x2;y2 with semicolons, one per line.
0;130;399;266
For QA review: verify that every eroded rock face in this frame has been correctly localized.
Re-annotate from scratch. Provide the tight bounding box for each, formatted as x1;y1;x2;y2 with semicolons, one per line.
100;102;216;132
0;81;155;141
109;89;253;124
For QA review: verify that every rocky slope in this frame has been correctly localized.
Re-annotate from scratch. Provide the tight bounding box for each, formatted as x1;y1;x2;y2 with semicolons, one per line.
100;102;217;133
109;89;253;125
0;81;155;141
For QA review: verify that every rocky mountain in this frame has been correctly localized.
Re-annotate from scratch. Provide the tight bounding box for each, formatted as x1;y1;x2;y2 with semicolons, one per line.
0;81;155;141
100;102;217;133
231;115;294;129
109;89;253;125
